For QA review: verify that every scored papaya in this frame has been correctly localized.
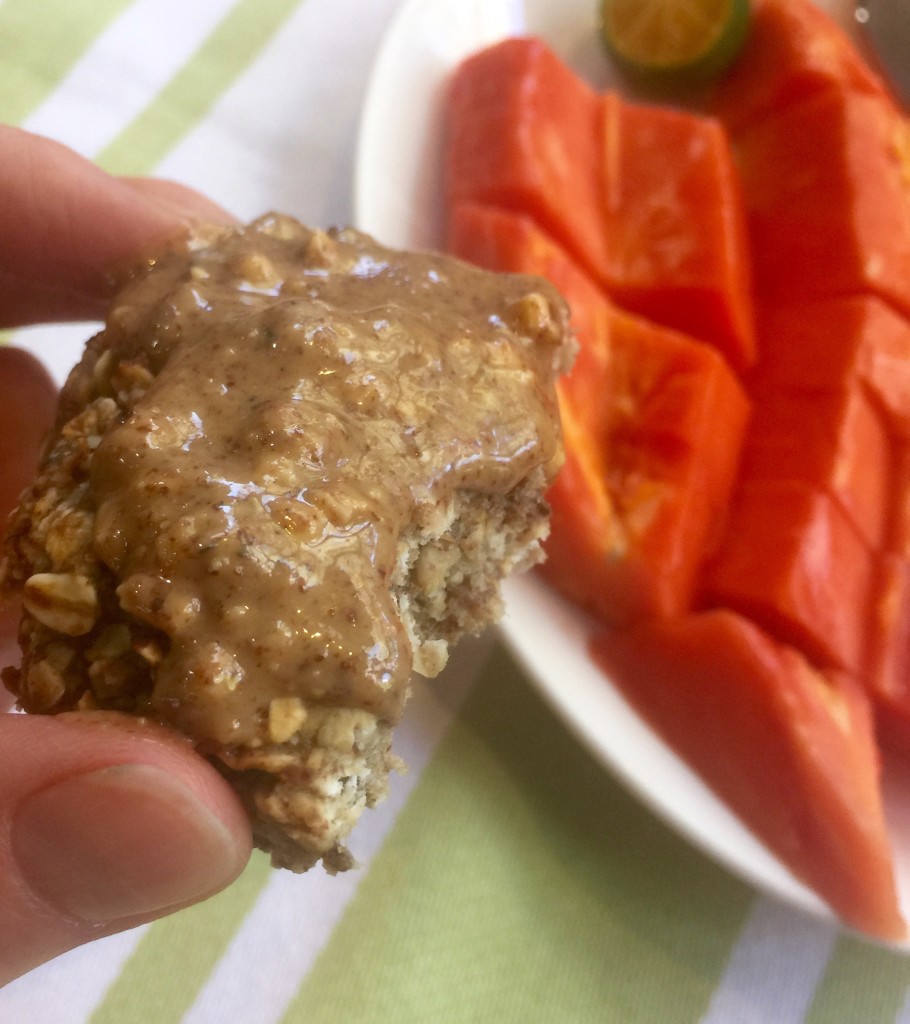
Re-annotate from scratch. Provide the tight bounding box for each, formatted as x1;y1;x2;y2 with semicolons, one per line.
709;0;890;135
865;552;910;751
591;609;905;941
448;200;749;624
701;481;875;672
737;383;889;551
735;87;910;319
443;13;910;938
445;36;609;285
550;306;749;624
862;445;910;750
749;296;910;443
602;91;755;371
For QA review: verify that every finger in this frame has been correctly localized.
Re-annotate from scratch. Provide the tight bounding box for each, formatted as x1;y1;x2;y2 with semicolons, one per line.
0;712;252;986
120;176;237;225
0;126;235;328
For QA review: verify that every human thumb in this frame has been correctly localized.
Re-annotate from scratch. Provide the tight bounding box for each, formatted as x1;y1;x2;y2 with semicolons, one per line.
0;712;251;986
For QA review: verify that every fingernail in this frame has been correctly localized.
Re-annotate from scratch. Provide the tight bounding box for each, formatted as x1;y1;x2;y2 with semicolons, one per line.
12;764;244;924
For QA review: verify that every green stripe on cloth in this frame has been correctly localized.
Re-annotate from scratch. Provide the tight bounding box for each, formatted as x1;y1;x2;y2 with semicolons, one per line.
282;643;754;1024
96;0;303;176
805;933;910;1023
0;0;131;125
89;851;272;1024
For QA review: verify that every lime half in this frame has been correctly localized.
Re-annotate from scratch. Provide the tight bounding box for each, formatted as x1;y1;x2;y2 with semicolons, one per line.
600;0;751;90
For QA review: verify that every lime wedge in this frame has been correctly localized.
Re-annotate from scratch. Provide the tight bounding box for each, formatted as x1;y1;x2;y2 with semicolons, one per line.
600;0;751;90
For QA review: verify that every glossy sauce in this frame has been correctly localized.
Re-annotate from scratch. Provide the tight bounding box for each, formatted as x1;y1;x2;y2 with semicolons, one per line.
89;215;568;745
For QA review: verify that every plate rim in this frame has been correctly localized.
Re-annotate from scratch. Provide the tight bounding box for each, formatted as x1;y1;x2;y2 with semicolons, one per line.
353;0;910;949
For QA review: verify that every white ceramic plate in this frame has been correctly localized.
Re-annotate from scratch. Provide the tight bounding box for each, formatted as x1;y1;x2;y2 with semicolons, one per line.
354;0;910;943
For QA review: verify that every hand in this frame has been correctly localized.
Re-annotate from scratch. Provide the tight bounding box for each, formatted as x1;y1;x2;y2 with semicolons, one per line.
0;127;252;987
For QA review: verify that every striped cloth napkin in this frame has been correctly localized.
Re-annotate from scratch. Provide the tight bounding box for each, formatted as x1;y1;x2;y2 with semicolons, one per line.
2;1;910;1021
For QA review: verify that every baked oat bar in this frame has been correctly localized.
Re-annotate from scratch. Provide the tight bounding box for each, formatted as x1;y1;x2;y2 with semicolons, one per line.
0;214;572;871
